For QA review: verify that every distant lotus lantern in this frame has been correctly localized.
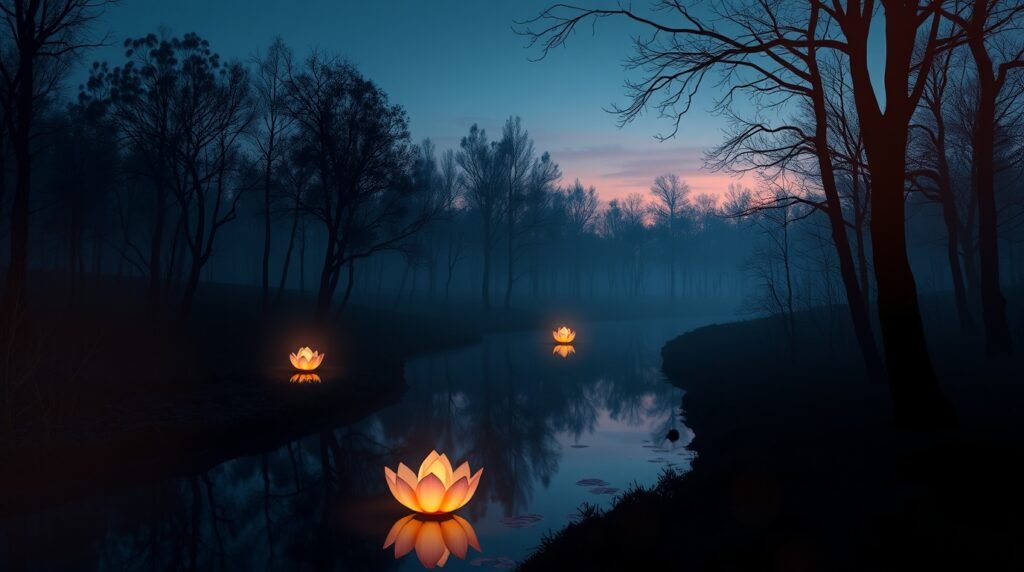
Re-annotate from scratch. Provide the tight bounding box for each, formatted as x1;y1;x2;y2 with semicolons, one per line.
289;373;322;384
384;450;483;514
552;326;576;344
289;346;324;371
552;344;576;359
383;514;481;569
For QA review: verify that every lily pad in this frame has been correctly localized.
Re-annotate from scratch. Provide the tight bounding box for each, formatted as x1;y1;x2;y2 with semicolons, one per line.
501;514;544;528
576;478;609;487
589;486;620;495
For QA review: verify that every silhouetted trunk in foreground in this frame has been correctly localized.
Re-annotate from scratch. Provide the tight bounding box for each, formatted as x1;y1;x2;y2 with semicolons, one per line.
843;4;954;427
870;151;953;424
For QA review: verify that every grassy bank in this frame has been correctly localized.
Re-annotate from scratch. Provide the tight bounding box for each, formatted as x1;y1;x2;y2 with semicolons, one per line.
520;296;1024;571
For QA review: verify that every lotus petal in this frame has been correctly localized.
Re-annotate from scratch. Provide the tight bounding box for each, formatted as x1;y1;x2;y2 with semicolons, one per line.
394;473;423;513
463;468;483;505
416;473;447;513
452;461;471;483
451;514;481;552
440;517;470;559
393;516;422;558
439;476;469;513
414;521;447;568
383;514;415;549
418;451;441;480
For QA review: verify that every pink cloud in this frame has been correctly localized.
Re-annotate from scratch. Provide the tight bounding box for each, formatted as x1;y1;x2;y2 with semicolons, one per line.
546;141;747;204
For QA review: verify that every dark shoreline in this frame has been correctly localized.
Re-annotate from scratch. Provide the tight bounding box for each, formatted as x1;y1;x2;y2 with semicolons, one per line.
519;303;1024;571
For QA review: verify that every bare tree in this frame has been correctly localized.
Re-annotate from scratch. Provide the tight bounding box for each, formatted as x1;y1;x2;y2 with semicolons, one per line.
522;0;968;425
497;116;534;310
649;173;690;301
457;124;503;310
252;37;294;313
563;179;599;295
943;0;1024;356
0;0;114;320
284;54;433;318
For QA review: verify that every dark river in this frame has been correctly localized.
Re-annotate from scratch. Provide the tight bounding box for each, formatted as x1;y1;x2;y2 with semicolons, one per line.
3;317;719;571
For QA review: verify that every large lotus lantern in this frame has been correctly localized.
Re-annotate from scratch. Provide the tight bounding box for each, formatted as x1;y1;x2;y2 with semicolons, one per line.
383;514;481;569
384;450;483;514
552;344;576;359
552;326;576;344
289;346;324;371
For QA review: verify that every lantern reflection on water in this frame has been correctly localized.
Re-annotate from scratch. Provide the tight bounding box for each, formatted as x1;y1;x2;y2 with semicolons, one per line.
289;373;322;384
383;514;481;569
552;344;576;358
384;450;483;514
551;326;576;344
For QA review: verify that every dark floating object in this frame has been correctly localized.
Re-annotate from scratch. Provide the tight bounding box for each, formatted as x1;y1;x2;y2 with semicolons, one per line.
576;478;609;487
501;514;544;528
667;428;680;442
648;457;667;463
589;486;620;495
569;444;589;449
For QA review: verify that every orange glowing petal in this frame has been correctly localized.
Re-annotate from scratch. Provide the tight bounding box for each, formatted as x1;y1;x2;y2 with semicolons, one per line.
383;514;416;549
464;468;483;504
440;517;470;559
394;473;424;513
439;476;469;513
422;455;452;485
437;550;450;568
416;473;447;513
298;347;314;359
414;521;448;569
417;451;441;480
451;514;481;552
384;467;400;498
393;516;422;558
451;461;471;484
397;463;419;488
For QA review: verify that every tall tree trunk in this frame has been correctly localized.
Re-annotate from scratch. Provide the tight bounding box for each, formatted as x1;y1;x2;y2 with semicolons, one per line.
275;198;301;303
2;48;33;322
968;30;1013;355
481;218;492;311
261;156;273;314
870;146;954;426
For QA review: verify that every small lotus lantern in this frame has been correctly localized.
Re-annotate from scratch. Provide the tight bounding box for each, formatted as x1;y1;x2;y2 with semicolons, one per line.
289;346;324;371
384;450;483;514
383;514;481;569
552;326;576;344
552;344;576;359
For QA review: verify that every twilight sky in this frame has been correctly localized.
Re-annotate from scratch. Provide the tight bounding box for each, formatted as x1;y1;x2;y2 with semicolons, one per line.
77;1;867;203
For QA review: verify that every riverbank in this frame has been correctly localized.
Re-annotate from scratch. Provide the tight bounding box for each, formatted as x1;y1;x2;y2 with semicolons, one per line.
519;300;1024;571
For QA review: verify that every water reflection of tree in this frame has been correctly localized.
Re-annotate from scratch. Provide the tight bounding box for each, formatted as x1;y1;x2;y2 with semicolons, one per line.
373;321;690;519
1;428;402;571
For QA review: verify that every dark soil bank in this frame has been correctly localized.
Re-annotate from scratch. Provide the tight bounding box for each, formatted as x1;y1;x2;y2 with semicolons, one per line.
520;302;1024;571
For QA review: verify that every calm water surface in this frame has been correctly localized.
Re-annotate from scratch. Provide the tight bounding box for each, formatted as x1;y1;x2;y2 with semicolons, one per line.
4;317;717;571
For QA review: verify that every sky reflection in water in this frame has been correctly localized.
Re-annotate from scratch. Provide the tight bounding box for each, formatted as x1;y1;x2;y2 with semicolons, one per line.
1;317;708;571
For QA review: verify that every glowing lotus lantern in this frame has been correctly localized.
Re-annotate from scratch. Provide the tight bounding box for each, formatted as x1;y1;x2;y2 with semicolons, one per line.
552;326;576;344
289;346;324;371
384;450;483;514
289;373;322;384
383;514;481;569
552;344;576;359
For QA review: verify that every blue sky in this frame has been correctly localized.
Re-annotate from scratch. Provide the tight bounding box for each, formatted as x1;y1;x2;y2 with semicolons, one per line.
78;1;887;202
